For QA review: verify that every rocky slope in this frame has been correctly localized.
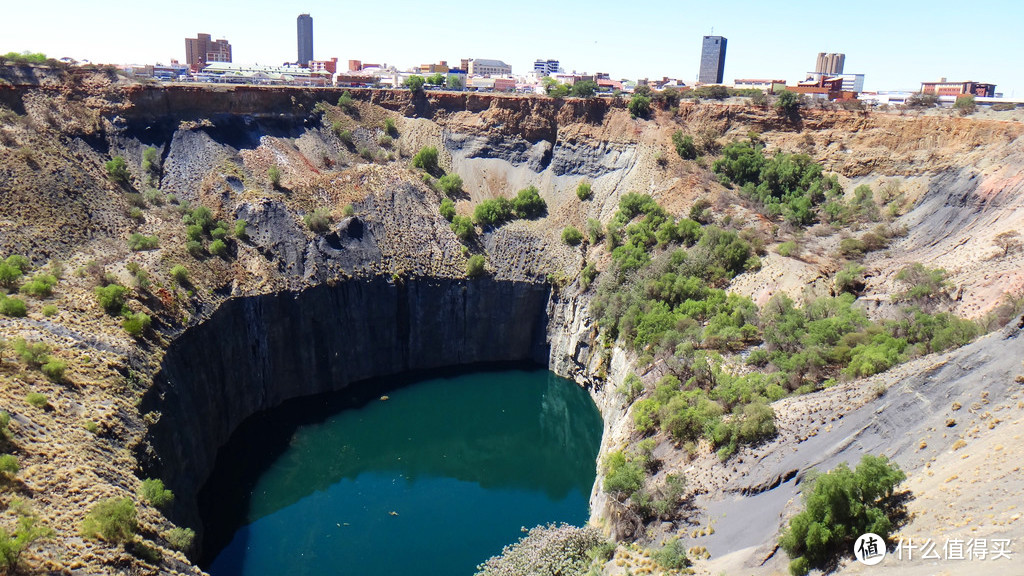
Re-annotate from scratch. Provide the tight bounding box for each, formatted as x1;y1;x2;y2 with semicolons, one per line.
0;66;1022;574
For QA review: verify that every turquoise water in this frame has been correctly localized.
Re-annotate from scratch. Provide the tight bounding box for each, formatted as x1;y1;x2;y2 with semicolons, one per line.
203;369;602;576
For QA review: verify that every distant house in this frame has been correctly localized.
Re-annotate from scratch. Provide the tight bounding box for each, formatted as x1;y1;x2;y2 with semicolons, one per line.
920;79;996;98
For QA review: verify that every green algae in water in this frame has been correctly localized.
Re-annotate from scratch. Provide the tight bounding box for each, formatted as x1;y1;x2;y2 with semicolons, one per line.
204;369;602;576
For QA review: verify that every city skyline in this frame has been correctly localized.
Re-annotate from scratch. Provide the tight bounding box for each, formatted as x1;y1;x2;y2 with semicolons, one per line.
3;0;1023;96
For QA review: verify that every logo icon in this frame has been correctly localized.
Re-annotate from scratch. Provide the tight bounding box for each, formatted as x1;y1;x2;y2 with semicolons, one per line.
855;533;886;566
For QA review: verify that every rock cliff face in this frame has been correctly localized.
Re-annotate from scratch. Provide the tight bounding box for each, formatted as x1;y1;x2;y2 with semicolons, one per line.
2;71;1024;575
141;277;551;534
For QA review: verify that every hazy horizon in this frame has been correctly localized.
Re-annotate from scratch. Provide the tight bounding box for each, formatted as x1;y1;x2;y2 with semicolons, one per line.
5;0;1022;96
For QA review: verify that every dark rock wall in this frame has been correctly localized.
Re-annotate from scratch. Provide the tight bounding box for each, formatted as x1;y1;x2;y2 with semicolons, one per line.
141;276;551;530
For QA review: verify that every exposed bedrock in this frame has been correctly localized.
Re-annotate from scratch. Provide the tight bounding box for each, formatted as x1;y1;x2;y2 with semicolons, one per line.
139;277;555;539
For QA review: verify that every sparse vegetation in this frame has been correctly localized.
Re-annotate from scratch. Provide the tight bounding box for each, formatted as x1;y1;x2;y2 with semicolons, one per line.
475;523;602;576
165;527;195;552
0;509;53;573
268;165;281;188
81;498;137;544
127;233;159;251
304;208;333;234
170;264;190;285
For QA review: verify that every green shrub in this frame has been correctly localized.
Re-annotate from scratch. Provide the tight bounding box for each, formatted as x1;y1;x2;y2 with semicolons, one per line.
141;147;160;175
439;198;456;221
629;94;651;119
41;359;66;382
512;186;546;219
267;166;281;188
777;241;798;257
839;237;865;258
84;421;99;434
0;511;53;572
139;478;174;509
186;240;204;258
0;454;18;476
142;188;164;206
580;263;598;290
122;312;151;337
835;263;866;295
780;455;906;575
412;146;439;174
337;129;353;145
41;305;57;317
653;539;689;569
672;131;697;160
126;540;162;563
617;373;644;403
13;339;49;367
0;263;23;290
603;450;644;497
586;218;603;244
94;284;128;315
437;173;463;196
576;181;593;200
561;226;583;246
473;197;513;227
233;219;248;240
893;263;949;307
170;265;189;285
304;208;333;233
128;233;159;251
209;239;228;257
26;393;48;409
105;156;129;184
382;117;397;135
451;215;474;241
466;255;486;277
81;498;137;544
337;91;356;112
19;274;57;298
342;204;355;217
165;527;195;552
0;296;27;318
210;226;227;241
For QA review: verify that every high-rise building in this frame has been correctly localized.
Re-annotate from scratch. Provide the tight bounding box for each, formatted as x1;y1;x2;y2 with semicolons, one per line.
297;14;313;66
698;36;727;84
184;33;232;72
815;53;845;75
534;59;560;76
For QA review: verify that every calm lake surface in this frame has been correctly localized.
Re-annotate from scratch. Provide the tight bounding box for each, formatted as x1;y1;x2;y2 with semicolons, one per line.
203;368;602;576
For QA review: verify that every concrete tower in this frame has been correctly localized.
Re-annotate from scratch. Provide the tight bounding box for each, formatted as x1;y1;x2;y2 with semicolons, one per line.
698;36;727;84
297;14;313;66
